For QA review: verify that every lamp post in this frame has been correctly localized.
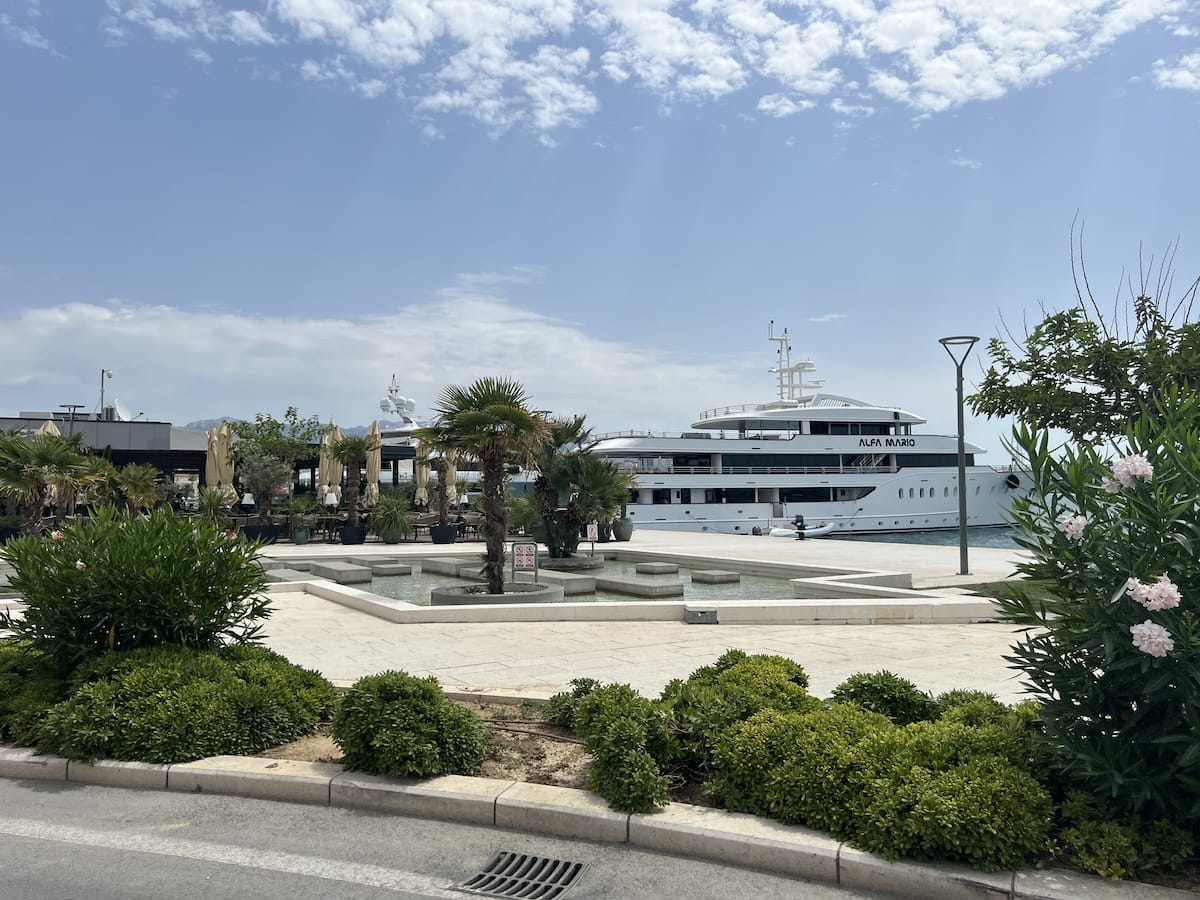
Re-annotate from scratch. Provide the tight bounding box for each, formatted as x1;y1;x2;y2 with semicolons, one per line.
99;368;113;417
939;335;979;576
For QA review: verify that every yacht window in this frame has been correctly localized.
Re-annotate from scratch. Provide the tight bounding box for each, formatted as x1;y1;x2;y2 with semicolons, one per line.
652;489;671;504
898;488;904;499
835;487;874;501
830;423;850;435
908;488;914;498
975;485;981;495
723;488;755;503
943;487;949;498
679;488;692;504
780;487;833;502
859;423;890;436
919;488;925;498
810;422;830;435
704;489;718;503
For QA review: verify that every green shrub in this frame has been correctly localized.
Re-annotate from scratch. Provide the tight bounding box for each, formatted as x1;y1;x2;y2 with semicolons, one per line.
662;653;818;771
0;639;69;744
934;689;1000;717
1000;391;1200;826
830;670;936;725
545;677;600;730
332;671;484;778
0;508;270;668
32;645;331;763
574;682;671;812
1057;791;1196;879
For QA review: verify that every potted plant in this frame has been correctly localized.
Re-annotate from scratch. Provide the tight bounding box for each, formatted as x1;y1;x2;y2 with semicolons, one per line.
369;492;413;544
331;433;378;545
0;430;87;534
416;377;549;594
610;470;638;542
230;407;324;543
196;486;233;531
288;495;320;545
426;453;458;544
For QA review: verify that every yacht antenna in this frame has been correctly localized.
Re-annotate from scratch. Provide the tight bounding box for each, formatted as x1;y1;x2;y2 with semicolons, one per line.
768;321;823;405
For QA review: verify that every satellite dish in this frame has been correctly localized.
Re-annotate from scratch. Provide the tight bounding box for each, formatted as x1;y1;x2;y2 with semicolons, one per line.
112;399;133;422
404;399;416;413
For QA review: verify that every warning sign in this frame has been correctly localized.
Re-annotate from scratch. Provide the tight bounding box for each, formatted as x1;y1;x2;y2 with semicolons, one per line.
513;542;537;570
586;522;599;542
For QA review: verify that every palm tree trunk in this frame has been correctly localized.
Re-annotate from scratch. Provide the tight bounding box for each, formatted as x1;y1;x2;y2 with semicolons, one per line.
346;460;361;527
481;452;508;594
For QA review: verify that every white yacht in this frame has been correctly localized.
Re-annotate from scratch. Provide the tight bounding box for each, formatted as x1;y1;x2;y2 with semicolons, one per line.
587;324;1023;536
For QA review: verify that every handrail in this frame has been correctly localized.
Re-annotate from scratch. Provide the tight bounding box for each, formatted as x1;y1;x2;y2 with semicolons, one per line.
619;465;898;476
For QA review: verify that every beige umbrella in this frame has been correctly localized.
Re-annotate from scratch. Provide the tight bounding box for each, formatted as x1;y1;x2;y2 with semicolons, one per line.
36;419;61;437
445;458;458;508
413;441;429;505
212;421;238;505
363;420;382;508
318;422;345;505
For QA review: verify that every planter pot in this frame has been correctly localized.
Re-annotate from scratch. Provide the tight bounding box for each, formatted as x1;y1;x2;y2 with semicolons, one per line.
596;523;613;543
430;581;564;606
374;528;407;544
290;526;311;545
430;523;458;544
240;524;282;544
541;555;606;571
339;524;368;545
611;517;634;542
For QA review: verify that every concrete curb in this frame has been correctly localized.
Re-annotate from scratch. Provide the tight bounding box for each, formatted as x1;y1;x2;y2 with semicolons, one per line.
0;744;1190;898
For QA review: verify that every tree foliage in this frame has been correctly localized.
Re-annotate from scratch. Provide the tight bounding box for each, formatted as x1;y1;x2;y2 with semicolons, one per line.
969;238;1200;442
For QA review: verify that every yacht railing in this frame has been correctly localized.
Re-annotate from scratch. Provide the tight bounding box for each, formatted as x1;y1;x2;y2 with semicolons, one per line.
697;403;765;420
623;465;898;476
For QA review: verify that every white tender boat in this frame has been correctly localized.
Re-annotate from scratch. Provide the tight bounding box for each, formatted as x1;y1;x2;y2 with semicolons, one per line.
587;323;1023;537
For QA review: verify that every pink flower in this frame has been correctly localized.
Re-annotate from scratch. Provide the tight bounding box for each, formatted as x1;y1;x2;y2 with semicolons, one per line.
1054;512;1088;541
1110;454;1154;489
50;530;65;541
1126;575;1182;611
1130;620;1174;657
74;560;86;570
1101;477;1121;494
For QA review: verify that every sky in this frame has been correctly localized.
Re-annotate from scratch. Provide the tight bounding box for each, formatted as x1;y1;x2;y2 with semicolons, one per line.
2;0;1199;463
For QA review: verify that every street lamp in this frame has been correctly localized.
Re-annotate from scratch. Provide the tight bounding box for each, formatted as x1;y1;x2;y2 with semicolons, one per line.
99;368;113;417
939;335;980;576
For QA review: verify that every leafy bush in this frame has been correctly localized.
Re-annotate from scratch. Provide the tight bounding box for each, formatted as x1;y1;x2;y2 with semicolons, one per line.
0;639;69;744
31;645;333;763
0;507;270;668
1000;389;1200;826
1057;791;1196;879
545;677;600;730
830;670;936;725
574;682;671;812
332;671;484;778
661;653;819;771
934;688;1001;717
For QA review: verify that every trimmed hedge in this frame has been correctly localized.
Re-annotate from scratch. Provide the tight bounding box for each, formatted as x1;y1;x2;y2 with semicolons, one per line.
30;644;336;763
332;671;484;778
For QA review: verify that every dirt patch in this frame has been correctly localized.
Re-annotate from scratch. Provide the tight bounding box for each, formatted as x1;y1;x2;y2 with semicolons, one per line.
260;700;592;789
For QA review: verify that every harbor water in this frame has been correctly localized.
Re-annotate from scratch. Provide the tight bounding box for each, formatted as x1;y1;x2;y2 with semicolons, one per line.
828;526;1019;550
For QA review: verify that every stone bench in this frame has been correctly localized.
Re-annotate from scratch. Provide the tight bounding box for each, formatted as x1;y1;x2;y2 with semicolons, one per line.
368;562;412;576
534;570;597;595
692;570;740;584
308;561;373;584
263;568;316;584
636;562;679;575
595;575;684;598
421;557;483;578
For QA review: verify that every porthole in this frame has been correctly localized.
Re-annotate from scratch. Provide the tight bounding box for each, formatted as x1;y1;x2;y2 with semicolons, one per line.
898;489;904;499
908;488;914;498
919;488;925;498
943;487;949;498
975;486;981;495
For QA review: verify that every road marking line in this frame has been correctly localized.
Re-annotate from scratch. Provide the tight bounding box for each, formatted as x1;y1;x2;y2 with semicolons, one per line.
0;817;460;897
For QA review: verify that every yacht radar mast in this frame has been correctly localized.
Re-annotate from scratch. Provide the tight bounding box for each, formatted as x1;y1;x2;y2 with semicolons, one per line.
768;320;824;406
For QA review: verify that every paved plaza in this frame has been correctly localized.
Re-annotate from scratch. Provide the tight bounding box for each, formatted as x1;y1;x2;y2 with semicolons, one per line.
258;530;1033;702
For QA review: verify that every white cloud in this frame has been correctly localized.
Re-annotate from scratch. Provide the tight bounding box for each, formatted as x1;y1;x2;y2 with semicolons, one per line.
0;12;53;51
80;0;1200;134
1154;52;1200;90
949;154;983;170
0;285;768;437
420;122;445;141
190;47;213;63
757;93;815;116
805;313;847;323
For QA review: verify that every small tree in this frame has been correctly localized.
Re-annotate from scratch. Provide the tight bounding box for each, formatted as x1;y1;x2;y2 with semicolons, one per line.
0;432;87;533
230;407;323;521
970;237;1200;443
417;378;549;594
331;434;378;529
117;463;161;513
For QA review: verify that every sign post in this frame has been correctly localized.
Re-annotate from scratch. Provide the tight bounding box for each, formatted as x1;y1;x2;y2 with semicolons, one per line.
512;541;538;582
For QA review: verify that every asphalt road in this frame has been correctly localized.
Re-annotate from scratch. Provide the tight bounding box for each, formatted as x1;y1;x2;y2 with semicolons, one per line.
0;779;887;900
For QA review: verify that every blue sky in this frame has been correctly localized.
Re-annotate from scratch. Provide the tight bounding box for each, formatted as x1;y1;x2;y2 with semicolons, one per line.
2;0;1199;461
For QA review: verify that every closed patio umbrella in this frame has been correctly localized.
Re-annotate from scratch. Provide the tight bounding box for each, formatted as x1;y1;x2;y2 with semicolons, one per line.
413;442;430;506
363;420;382;508
213;421;237;505
36;419;61;437
318;422;345;505
445;458;458;508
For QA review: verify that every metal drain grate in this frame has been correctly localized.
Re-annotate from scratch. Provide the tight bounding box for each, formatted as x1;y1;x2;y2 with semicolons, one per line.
453;851;586;899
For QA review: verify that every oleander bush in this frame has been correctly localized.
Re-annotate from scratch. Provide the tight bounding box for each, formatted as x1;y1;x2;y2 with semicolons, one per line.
0;507;270;668
830;670;937;725
1001;389;1200;828
1056;791;1195;879
30;644;335;763
332;671;485;778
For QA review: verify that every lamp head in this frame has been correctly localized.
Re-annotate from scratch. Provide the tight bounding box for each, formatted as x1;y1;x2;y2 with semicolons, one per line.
938;335;979;366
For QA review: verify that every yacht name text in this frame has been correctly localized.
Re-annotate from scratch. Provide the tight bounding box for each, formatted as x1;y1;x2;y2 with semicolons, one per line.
858;438;916;447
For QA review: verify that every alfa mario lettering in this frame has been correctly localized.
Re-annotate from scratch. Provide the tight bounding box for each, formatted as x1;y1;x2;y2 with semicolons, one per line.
858;437;916;447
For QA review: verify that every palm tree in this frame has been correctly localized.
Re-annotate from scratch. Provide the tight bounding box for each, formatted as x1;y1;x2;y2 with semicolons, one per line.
331;434;379;529
417;377;550;594
0;432;87;533
117;463;162;513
